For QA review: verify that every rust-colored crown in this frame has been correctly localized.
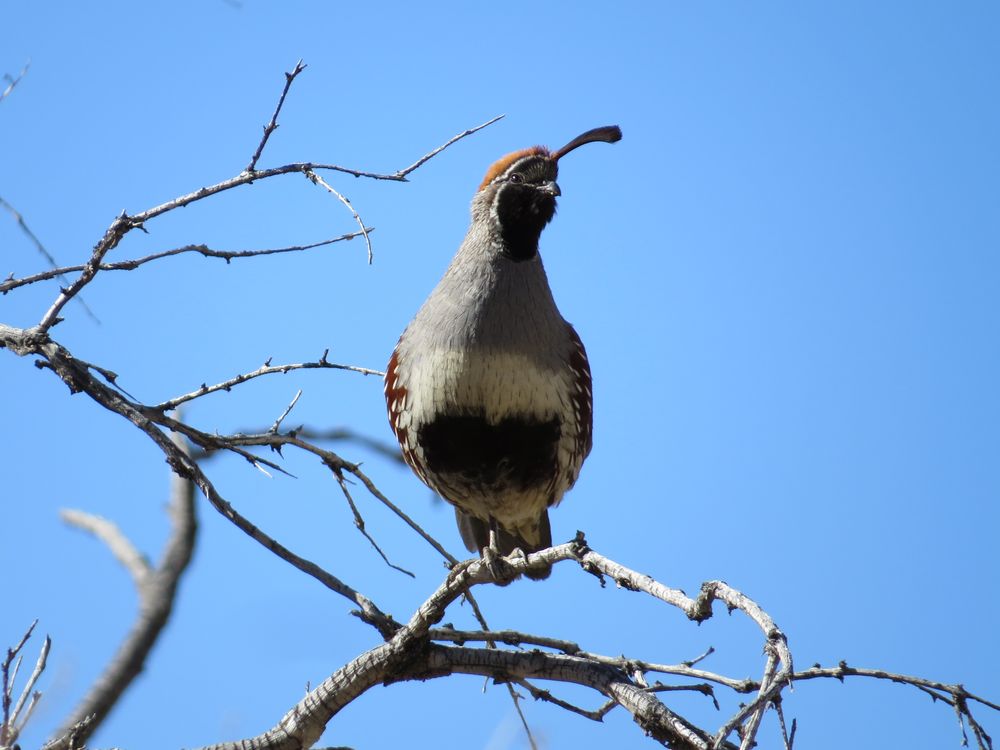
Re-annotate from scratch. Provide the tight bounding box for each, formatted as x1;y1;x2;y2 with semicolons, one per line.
478;146;550;191
477;125;621;191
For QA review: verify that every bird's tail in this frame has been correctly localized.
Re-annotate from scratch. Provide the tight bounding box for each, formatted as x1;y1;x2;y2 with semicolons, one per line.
456;509;552;581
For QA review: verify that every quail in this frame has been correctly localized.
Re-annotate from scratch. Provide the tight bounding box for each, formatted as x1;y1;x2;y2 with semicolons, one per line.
385;125;622;579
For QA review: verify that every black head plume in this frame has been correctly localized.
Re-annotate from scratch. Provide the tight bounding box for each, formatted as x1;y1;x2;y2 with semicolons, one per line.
551;125;622;162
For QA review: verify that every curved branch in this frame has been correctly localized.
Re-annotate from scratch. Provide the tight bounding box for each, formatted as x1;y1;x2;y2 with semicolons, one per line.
46;432;198;750
304;170;373;263
59;510;152;586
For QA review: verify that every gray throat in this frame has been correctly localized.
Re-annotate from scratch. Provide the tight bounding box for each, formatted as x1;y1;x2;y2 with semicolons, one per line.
403;219;568;359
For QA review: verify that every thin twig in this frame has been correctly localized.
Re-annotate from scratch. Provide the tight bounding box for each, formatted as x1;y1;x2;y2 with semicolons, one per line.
9;635;50;733
685;646;716;668
1;621;50;748
1;231;372;295
285;427;404;465
32;111;500;329
774;700;795;750
509;684;540;750
395;115;505;178
269;390;303;434
735;650;778;750
514;678;607;722
177;421;457;565
331;470;414;578
0;196;99;321
305;170;373;264
2;621;36;743
60;509;152;586
246;60;306;172
0;61;29;103
1;198;63;279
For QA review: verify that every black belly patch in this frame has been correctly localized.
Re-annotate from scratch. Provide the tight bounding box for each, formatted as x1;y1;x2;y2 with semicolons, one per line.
419;413;561;492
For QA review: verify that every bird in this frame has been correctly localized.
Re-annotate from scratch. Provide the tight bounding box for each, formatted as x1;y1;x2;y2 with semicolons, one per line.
385;125;622;579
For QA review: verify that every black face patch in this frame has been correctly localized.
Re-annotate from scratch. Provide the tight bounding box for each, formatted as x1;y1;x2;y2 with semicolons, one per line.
419;413;561;493
495;182;558;261
491;155;559;261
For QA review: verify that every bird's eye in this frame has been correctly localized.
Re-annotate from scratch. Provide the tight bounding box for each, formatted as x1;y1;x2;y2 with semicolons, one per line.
509;172;524;183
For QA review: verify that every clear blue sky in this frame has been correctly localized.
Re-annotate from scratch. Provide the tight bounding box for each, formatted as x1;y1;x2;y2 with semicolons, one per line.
3;2;998;748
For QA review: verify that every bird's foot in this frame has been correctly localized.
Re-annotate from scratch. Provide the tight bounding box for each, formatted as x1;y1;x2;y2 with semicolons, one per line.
481;546;516;586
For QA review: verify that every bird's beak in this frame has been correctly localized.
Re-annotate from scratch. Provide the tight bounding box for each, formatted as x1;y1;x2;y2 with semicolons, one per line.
539;181;561;197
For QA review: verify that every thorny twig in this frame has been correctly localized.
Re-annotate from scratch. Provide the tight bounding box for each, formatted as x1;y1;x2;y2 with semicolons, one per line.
152;350;382;412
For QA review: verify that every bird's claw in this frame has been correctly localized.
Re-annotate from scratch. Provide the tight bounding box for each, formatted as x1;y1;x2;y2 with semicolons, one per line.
481;546;516;586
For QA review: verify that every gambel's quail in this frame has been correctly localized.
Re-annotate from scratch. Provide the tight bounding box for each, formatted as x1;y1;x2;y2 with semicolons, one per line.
385;125;621;579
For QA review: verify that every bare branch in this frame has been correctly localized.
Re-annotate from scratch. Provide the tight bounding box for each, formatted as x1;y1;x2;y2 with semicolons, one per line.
774;699;795;750
331;469;414;578
305;170;373;263
1;622;50;748
282;427;404;465
9;635;50;737
47;431;198;749
194;548;732;750
427;628;750;694
394;115;505;178
246;60;306;172
1;197;63;279
4;73;993;747
512;678;610;722
269;389;303;434
0;61;29;104
1;231;372;295
152;353;381;412
0;196;99;321
59;509;152;587
733;650;778;750
0;330;401;639
189;535;1000;750
508;682;540;750
429;627;582;653
36;210;132;331
189;425;457;564
788;662;999;713
30;113;501;331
